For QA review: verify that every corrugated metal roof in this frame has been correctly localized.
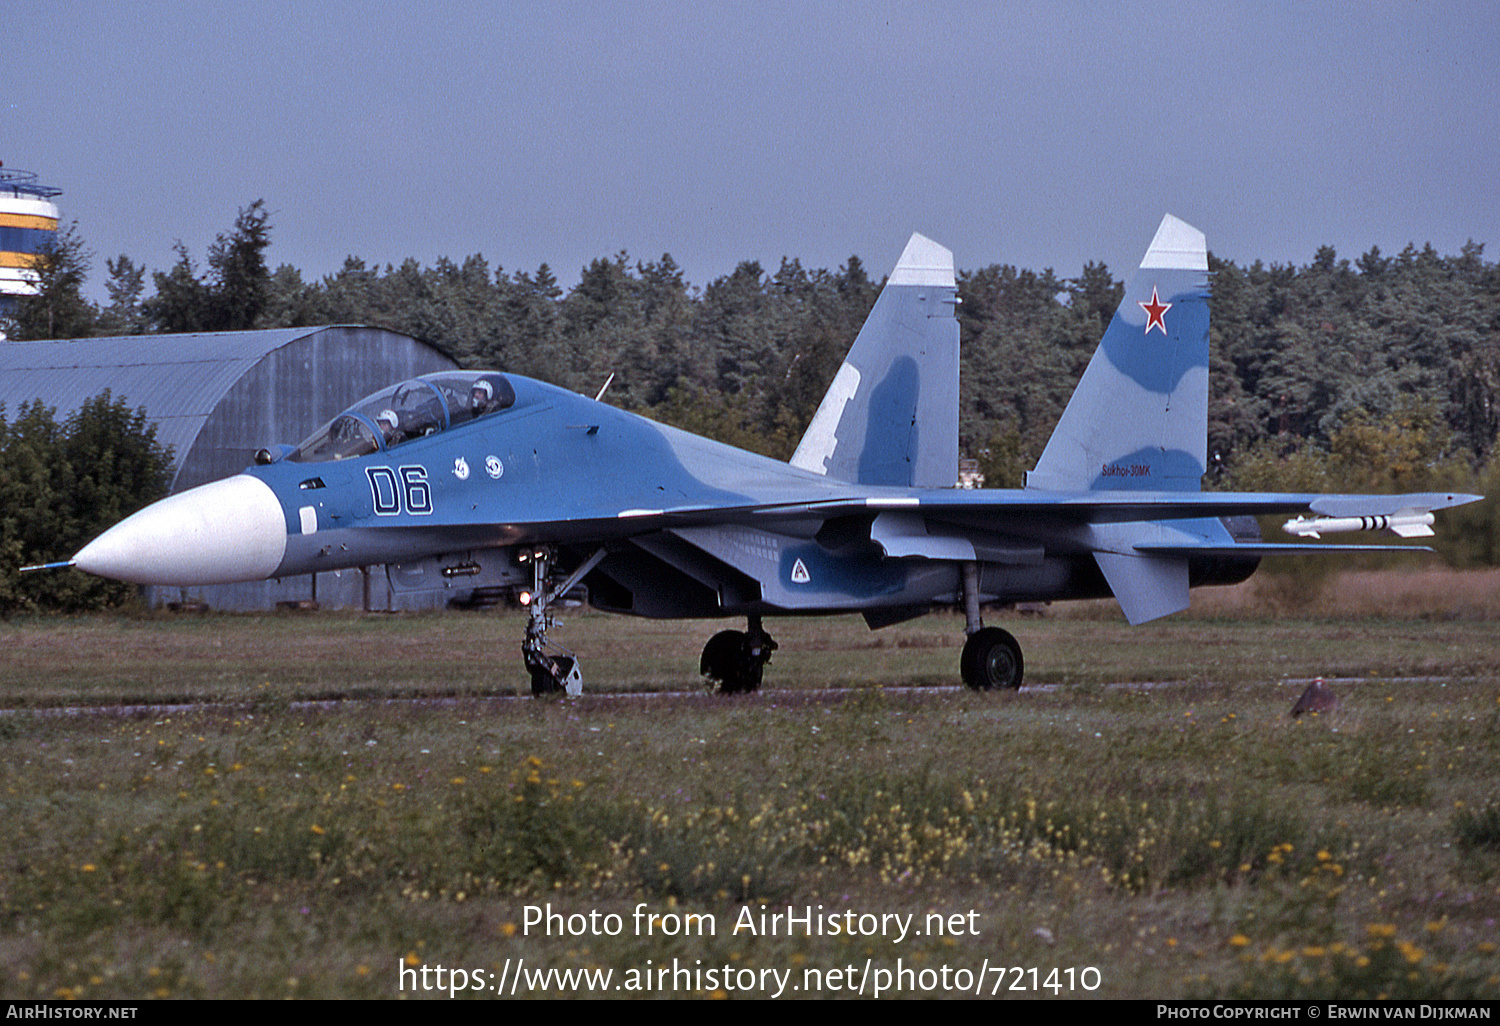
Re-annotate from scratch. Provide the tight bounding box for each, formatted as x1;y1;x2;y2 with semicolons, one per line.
0;328;325;468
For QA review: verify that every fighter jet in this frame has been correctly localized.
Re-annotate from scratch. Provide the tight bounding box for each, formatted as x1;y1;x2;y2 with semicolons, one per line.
64;216;1479;695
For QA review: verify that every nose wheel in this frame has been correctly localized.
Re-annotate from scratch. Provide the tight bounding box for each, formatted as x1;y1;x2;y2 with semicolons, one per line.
700;615;778;694
523;621;582;695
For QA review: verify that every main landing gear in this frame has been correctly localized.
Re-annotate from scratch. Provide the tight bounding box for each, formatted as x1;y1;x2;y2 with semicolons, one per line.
700;615;778;694
518;546;604;696
515;551;1022;695
958;562;1024;691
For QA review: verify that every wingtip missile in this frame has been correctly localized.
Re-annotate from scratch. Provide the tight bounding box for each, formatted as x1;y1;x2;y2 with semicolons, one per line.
1283;511;1435;540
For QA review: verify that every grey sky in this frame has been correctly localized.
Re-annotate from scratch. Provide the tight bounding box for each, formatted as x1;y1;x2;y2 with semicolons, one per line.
5;1;1497;301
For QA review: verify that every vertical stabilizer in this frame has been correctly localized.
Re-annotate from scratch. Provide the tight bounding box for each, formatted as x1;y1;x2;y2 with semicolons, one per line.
790;233;960;488
1028;214;1210;493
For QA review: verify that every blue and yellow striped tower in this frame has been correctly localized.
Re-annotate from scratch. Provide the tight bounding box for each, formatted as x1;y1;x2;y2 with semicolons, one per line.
0;165;63;323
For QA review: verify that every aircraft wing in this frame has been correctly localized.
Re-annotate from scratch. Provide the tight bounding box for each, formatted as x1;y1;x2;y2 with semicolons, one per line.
610;487;1480;533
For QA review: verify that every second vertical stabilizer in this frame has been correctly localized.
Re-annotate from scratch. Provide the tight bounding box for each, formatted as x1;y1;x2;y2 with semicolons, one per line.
1028;214;1211;625
790;233;960;488
1028;214;1210;493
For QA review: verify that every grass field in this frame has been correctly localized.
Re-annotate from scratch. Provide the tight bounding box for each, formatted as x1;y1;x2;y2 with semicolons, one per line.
2;568;1498;1000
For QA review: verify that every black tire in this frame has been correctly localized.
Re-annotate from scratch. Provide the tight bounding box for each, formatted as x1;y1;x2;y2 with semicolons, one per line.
733;656;765;694
960;627;1024;690
528;654;573;695
701;629;760;694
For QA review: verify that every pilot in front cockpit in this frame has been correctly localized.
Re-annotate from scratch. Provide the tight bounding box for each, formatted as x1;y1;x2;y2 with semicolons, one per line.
376;409;401;446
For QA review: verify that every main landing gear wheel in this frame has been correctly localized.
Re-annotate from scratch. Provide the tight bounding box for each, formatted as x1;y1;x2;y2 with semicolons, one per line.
960;626;1024;691
701;618;778;694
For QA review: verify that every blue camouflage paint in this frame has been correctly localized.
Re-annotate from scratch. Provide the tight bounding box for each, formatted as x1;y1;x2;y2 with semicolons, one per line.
1097;274;1210;396
249;374;763;539
857;355;921;486
65;219;1480;662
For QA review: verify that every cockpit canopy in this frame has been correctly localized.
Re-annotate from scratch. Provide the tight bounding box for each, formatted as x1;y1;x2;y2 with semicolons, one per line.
288;371;516;463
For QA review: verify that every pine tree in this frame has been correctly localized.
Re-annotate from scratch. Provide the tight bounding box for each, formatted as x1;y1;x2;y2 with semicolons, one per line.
5;220;97;340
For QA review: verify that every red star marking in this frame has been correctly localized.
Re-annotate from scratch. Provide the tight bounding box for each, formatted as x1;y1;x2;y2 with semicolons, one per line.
1139;286;1171;336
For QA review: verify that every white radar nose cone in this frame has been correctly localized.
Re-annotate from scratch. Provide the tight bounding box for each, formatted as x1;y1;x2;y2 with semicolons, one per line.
73;474;288;586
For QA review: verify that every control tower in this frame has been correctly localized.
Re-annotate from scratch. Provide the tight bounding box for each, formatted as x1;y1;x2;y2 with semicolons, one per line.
0;165;63;322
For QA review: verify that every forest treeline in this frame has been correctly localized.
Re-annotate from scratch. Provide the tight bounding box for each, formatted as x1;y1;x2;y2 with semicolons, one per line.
5;202;1499;567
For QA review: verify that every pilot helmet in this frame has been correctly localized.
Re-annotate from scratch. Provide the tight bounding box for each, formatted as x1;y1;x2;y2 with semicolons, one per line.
471;379;494;408
376;409;399;435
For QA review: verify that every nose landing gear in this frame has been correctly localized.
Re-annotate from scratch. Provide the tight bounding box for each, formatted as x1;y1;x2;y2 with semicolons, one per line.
518;546;605;696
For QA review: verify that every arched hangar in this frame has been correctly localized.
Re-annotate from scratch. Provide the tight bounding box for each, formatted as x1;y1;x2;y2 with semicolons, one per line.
0;325;458;609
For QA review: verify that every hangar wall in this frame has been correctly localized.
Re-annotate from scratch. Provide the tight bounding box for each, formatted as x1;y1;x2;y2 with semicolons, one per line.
174;326;458;490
